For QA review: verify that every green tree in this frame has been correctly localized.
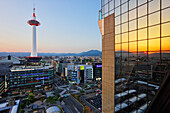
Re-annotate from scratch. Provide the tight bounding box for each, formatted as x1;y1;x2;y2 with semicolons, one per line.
28;93;35;102
59;97;63;102
84;106;88;113
80;90;84;93
40;98;45;102
19;109;25;113
50;99;55;104
53;96;59;100
26;101;31;105
20;103;26;109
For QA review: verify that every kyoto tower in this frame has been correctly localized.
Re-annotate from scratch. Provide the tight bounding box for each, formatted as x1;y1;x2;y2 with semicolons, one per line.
28;8;40;57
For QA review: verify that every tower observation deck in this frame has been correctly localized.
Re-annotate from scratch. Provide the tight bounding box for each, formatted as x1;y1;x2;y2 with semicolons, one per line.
27;8;41;65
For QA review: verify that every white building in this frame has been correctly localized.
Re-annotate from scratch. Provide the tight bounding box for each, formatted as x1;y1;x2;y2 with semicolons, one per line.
0;55;20;64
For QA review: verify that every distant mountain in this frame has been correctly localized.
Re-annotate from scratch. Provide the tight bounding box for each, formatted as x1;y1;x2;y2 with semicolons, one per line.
0;50;102;57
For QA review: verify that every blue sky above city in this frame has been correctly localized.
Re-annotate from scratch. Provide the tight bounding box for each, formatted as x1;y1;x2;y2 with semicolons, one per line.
0;0;101;53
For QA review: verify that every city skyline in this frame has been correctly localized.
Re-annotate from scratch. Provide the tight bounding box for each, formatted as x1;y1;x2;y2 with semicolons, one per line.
0;0;101;53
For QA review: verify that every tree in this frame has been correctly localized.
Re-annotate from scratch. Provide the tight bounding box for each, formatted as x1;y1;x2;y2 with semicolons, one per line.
57;94;60;97
26;101;31;105
28;93;35;102
53;96;59;100
59;97;63;102
80;90;84;93
50;99;55;104
19;109;25;113
20;103;26;109
40;98;45;102
84;106;88;113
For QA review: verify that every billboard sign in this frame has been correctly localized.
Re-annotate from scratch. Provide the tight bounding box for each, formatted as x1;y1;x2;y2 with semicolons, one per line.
96;65;102;68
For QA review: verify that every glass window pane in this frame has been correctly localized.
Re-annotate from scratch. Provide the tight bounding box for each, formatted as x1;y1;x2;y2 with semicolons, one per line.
149;38;160;51
115;0;120;7
115;44;121;51
149;12;160;26
138;0;147;6
138;40;147;52
162;0;170;9
129;20;137;31
115;25;121;34
109;10;114;15
109;0;114;11
129;42;137;52
138;28;147;40
105;4;109;14
129;31;137;41
121;3;128;13
121;0;128;4
138;4;147;17
122;13;128;23
115;16;120;25
115;35;121;44
162;8;170;23
122;33;128;43
122;23;128;33
129;0;136;10
138;16;147;29
161;22;170;37
129;9;137;20
149;0;160;13
149;25;160;38
103;0;108;5
102;6;105;15
162;37;170;51
115;7;120;16
122;43;128;51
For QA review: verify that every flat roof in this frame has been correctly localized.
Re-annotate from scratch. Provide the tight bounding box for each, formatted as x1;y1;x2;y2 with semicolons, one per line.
0;100;20;113
11;65;53;72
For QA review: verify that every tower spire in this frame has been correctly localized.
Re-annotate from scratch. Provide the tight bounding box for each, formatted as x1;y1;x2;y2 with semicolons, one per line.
33;8;35;17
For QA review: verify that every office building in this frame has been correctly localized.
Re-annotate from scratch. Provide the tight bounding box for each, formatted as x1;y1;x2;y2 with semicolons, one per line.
75;65;93;84
68;71;77;84
92;63;102;81
0;77;5;98
98;0;170;112
0;55;20;65
0;98;20;113
9;65;54;95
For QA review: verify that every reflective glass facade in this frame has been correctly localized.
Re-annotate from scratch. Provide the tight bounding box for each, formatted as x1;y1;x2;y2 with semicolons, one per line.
101;0;170;112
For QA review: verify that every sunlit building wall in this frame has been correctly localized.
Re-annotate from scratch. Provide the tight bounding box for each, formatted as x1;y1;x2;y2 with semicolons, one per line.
99;0;170;112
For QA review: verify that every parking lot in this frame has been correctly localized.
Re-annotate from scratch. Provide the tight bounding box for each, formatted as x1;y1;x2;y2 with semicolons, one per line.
86;94;102;112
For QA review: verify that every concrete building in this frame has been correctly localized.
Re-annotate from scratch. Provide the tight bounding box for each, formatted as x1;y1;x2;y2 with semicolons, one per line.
0;98;20;113
98;0;170;112
75;65;93;84
9;65;54;95
0;77;5;98
92;63;102;81
0;55;20;64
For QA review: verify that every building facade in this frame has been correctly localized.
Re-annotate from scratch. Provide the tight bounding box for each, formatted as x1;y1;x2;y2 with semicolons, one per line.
99;0;170;112
92;63;102;81
75;65;93;84
0;77;5;98
9;66;54;95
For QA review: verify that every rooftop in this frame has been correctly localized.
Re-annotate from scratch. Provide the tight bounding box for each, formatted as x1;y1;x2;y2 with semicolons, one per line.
10;65;53;72
0;99;20;113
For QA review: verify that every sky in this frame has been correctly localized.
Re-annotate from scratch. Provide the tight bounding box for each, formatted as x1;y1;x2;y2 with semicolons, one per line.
0;0;101;53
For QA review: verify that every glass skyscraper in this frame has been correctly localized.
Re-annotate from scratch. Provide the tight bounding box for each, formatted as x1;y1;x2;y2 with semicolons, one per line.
98;0;170;112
